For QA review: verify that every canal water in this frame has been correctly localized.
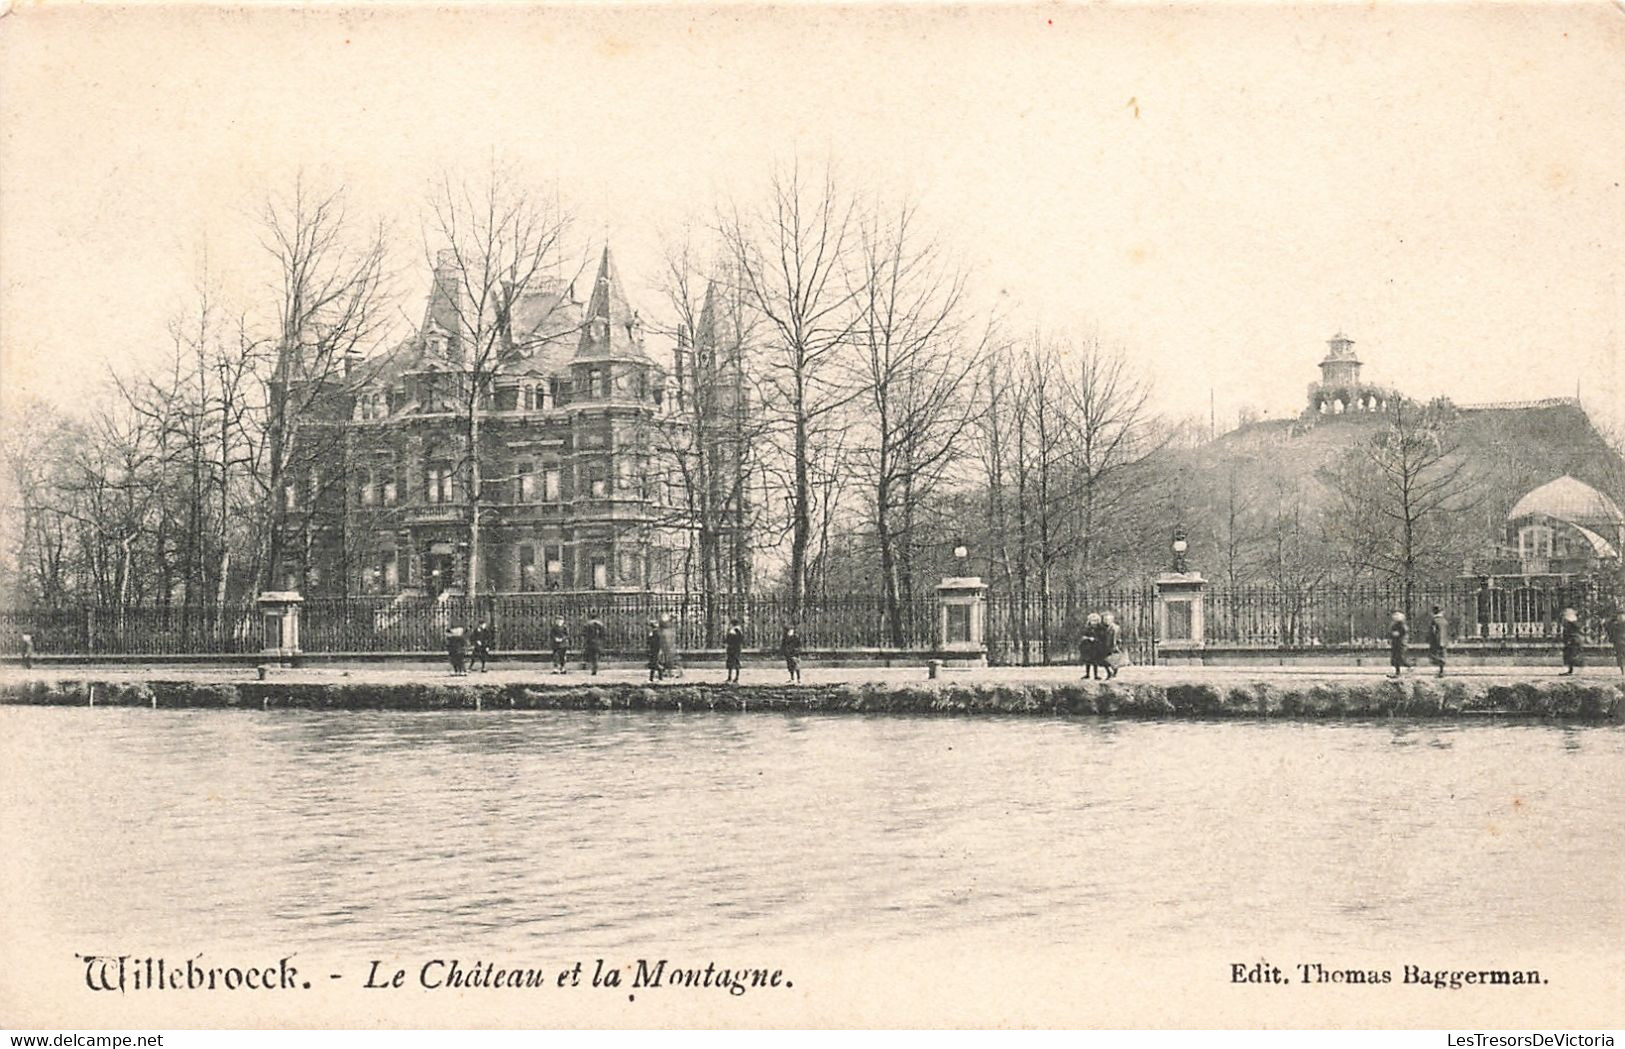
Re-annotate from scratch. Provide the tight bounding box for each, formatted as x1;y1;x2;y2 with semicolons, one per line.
3;709;1621;960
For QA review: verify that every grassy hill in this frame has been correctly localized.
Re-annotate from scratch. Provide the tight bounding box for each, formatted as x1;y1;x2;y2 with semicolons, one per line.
1167;399;1624;584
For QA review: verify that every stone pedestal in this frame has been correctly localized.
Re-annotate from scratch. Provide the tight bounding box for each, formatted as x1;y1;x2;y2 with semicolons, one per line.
936;576;988;667
1155;572;1206;660
257;591;304;662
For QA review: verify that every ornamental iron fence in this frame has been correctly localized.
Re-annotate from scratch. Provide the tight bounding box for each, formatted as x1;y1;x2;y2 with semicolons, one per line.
0;576;1618;660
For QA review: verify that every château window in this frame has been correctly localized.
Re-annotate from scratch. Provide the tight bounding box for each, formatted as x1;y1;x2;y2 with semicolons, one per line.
543;466;561;502
591;558;609;590
380;467;397;507
357;468;374;506
519;544;537;590
517;461;537;502
585;464;608;499
379;549;398;591
426;461;453;504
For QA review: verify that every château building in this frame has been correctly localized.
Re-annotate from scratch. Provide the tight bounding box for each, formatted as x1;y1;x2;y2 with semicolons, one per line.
276;245;750;598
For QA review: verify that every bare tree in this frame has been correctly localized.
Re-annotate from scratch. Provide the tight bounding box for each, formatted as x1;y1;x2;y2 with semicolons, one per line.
652;237;767;638
1324;397;1480;611
720;161;863;618
258;176;390;592
419;161;575;605
848;198;989;645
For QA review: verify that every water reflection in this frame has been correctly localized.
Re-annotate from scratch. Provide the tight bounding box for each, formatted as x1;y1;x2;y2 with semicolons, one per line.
3;708;1621;957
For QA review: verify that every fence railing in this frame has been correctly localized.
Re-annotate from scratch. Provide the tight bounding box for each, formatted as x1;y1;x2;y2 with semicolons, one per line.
1;577;1618;660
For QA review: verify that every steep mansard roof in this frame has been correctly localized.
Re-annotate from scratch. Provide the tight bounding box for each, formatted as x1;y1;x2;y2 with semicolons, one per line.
573;245;647;361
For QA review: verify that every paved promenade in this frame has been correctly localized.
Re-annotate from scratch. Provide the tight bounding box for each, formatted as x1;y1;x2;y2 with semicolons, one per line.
3;659;1622;688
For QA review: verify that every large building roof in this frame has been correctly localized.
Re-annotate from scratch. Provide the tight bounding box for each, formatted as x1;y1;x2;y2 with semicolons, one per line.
1507;474;1625;525
574;246;647;361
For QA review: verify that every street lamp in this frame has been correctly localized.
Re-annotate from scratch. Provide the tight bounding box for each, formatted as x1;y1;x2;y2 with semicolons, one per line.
1172;529;1189;574
952;541;969;562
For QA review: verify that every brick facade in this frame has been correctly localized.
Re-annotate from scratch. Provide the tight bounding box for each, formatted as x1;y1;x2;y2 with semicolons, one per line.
277;245;719;598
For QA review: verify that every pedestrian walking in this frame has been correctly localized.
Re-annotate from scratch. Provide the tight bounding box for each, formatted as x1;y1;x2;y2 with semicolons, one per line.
646;619;664;682
470;619;495;673
549;615;569;674
658;615;682;679
1387;611;1409;677
1428;605;1448;677
780;624;801;683
445;625;467;676
1081;613;1103;680
582;613;604;676
724;618;745;684
1101;612;1124;680
1560;607;1583;675
20;632;33;671
1605;609;1625;678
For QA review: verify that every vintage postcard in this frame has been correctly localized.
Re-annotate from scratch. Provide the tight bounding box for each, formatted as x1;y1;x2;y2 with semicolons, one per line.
1;1;1622;1033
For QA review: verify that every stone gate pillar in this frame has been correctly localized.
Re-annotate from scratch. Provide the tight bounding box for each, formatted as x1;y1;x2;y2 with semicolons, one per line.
257;591;304;663
1155;571;1206;661
936;576;988;667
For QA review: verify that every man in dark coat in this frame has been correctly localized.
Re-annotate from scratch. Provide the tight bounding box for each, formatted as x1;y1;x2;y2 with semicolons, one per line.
1427;606;1448;678
549;616;569;674
1560;608;1582;675
1605;610;1625;678
646;620;664;682
470;620;495;673
724;618;746;684
1081;614;1102;680
780;624;801;683
582;613;605;676
1387;611;1409;677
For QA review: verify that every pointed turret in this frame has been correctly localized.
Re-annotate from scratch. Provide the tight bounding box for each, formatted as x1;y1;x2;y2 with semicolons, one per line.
574;245;646;360
422;249;462;351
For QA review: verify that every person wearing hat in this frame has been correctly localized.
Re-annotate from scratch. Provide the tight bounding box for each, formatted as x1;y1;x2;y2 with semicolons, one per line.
646;619;664;682
470;619;495;673
1080;613;1103;680
549;615;569;674
1387;610;1409;677
1427;605;1448;678
1560;608;1583;676
582;612;605;676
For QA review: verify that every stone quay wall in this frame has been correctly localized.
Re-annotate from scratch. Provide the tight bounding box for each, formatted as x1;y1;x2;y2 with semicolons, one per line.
2;676;1620;720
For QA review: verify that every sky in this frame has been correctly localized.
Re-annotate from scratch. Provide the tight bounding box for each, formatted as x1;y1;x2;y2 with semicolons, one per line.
2;3;1621;433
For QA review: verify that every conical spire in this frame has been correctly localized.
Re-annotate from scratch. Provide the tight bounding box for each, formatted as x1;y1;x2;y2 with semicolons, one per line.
575;245;645;360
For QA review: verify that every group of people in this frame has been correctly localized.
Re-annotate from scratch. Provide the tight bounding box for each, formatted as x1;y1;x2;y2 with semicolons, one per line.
442;615;807;682
1079;612;1125;680
1386;605;1625;677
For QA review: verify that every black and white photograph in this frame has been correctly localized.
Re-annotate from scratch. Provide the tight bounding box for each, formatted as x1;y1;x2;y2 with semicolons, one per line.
1;2;1622;1034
